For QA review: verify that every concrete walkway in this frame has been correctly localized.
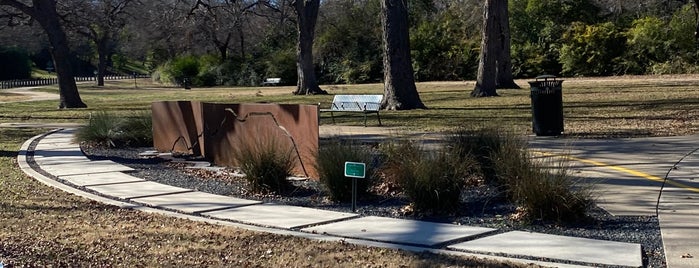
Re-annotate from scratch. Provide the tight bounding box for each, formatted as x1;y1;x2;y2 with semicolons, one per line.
17;128;644;268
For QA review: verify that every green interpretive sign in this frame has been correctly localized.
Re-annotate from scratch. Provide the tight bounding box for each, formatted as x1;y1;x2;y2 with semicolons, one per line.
344;162;366;178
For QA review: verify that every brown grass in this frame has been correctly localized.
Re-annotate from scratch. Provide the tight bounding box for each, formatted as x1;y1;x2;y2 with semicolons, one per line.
0;128;531;267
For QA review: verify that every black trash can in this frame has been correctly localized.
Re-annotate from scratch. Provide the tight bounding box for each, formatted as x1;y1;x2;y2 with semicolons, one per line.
529;75;563;136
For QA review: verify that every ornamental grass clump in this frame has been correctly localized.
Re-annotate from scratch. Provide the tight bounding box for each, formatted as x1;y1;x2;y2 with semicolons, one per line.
509;158;594;223
489;130;594;223
315;138;375;202
76;111;153;148
381;140;475;214
235;137;296;194
448;126;505;183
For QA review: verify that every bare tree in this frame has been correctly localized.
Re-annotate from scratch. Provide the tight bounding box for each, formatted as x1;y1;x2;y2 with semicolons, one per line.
188;0;257;62
292;0;326;95
380;0;425;110
0;0;87;108
66;0;138;86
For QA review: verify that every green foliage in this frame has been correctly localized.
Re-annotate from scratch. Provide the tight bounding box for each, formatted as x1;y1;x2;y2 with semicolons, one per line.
560;22;626;76
316;0;382;84
410;9;479;81
315;139;374;202
622;16;668;73
76;111;153;148
235;137;295;194
261;49;296;86
381;140;474;214
0;47;32;80
156;55;222;87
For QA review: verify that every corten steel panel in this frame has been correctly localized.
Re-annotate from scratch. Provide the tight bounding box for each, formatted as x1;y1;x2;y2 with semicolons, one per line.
201;103;319;179
151;101;204;155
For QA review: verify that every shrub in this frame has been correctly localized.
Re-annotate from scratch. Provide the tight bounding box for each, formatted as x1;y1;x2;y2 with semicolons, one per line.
506;157;594;223
315;139;375;202
381;140;473;214
560;22;626;76
76;111;153;148
120;112;153;147
235;137;295;194
449;126;592;223
448;127;507;183
0;47;32;80
76;111;123;147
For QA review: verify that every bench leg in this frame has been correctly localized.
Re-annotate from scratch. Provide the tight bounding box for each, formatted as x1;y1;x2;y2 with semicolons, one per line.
364;113;368;127
330;111;336;124
376;112;382;126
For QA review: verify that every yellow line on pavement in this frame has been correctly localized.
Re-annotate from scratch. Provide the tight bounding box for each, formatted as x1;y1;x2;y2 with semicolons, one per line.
533;151;699;193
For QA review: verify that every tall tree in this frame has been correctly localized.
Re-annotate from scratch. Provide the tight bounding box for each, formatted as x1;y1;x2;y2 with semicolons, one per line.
694;0;699;45
0;0;87;108
495;0;519;89
471;0;499;97
292;0;326;95
380;0;425;110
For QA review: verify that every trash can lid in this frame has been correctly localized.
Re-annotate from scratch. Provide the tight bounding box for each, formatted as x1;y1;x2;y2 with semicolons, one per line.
535;75;557;81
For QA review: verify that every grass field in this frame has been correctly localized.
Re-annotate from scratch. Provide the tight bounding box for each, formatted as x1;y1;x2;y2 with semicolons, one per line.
3;75;699;137
2;75;699;266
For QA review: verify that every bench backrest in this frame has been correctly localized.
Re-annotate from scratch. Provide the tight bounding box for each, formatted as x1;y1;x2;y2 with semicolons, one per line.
264;78;281;83
330;95;383;111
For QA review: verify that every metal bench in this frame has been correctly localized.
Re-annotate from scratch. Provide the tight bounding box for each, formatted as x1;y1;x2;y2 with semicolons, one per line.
320;95;383;127
261;78;282;86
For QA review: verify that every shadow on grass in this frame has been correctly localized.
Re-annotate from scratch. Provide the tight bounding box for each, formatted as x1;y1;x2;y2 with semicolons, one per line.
0;150;17;158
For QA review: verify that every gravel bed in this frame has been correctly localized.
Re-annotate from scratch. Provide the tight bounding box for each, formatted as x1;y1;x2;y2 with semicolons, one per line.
82;146;666;267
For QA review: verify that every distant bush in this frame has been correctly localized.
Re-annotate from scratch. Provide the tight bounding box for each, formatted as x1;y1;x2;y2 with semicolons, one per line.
235;136;295;194
155;55;219;87
315;138;375;202
560;22;626;76
76;111;152;148
0;47;32;80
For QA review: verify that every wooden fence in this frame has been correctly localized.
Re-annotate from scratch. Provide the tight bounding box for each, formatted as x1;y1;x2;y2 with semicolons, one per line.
0;75;150;89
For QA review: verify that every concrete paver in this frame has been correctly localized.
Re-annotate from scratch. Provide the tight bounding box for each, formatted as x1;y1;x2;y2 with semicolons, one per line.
449;231;642;267
203;203;357;229
302;216;495;247
32;147;85;158
39;160;134;176
33;155;91;166
131;191;261;213
86;181;192;199
60;171;145;186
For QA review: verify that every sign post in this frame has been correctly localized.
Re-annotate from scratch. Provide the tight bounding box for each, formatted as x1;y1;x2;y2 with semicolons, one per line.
344;162;366;212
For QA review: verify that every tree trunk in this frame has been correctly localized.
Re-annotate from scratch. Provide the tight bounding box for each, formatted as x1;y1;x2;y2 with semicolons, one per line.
471;0;499;97
7;0;87;108
380;0;425;110
292;0;326;95
694;0;699;45
96;36;108;87
495;0;520;89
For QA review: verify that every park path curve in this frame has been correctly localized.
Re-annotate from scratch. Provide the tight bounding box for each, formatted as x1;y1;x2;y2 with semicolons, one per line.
529;135;699;268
